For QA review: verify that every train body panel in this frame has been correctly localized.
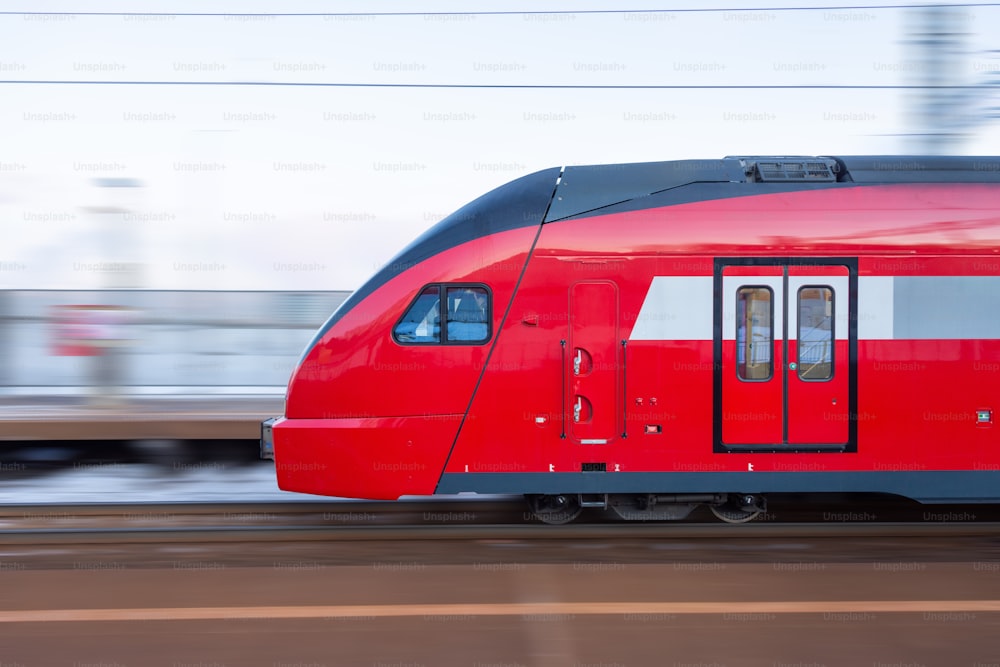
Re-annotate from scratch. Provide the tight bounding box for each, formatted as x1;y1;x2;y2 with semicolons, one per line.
270;156;1000;508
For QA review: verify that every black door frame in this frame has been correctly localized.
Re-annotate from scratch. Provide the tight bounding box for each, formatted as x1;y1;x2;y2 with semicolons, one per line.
712;256;859;454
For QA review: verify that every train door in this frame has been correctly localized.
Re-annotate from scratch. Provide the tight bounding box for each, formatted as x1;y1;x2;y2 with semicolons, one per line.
716;260;855;450
567;281;620;445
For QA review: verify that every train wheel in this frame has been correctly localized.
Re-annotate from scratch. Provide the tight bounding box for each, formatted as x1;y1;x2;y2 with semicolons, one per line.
526;494;583;525
709;494;764;524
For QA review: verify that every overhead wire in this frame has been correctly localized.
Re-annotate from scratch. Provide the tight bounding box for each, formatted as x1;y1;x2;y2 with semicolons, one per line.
0;4;998;17
3;3;995;90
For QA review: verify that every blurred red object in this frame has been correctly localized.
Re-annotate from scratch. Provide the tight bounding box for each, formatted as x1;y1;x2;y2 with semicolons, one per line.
50;304;129;356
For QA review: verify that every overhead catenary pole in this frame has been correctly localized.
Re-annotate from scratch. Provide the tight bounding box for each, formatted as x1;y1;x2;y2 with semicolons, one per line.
904;6;999;154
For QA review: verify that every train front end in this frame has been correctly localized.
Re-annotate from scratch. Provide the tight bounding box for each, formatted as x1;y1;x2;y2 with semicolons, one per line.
260;168;561;500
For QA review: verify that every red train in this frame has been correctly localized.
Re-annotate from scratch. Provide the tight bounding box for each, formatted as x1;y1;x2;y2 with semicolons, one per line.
262;156;1000;522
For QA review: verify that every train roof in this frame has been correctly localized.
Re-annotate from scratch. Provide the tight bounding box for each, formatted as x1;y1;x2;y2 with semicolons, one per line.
545;155;1000;222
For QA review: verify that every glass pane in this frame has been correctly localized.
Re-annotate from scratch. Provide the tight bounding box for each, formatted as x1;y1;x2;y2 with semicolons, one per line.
736;287;773;381
798;286;833;381
393;286;441;343
446;287;489;342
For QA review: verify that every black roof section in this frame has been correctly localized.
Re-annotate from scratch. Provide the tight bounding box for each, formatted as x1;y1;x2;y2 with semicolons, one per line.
834;155;1000;183
543;155;1000;223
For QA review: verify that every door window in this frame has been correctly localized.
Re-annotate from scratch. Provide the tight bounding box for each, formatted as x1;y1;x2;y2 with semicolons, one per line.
797;286;834;381
736;287;773;381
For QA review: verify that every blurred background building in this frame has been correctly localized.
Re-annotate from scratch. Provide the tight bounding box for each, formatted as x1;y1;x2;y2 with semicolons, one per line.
1;290;347;396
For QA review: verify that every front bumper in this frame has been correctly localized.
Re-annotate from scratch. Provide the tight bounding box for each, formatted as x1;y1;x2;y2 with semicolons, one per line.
260;416;281;460
267;415;457;499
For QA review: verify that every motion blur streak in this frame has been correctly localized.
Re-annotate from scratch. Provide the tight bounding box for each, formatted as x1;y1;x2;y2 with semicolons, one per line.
4;599;1000;622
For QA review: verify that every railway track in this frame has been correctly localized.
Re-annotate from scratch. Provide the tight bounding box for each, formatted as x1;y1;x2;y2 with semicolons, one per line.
3;499;1000;545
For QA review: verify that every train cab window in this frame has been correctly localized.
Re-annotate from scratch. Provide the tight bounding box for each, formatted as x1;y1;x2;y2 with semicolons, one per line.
393;284;491;345
797;286;834;381
736;287;773;381
393;286;441;343
445;286;489;342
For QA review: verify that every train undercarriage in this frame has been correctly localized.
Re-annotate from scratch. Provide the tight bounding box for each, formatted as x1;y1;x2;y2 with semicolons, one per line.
525;492;767;524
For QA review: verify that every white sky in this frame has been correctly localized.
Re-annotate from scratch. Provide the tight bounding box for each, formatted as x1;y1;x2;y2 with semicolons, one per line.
2;0;999;290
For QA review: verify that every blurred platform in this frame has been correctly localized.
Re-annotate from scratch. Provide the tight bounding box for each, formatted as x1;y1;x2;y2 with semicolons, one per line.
0;394;283;440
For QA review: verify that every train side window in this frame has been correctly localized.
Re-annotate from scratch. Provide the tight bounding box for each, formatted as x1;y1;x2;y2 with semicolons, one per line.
736;286;773;381
393;286;441;343
797;286;834;381
446;286;490;342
